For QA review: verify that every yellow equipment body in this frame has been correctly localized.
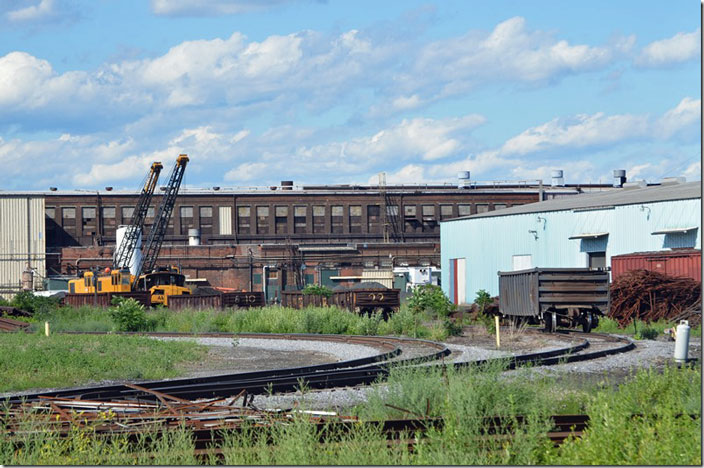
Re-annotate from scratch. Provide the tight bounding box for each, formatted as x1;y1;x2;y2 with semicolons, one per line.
68;267;190;306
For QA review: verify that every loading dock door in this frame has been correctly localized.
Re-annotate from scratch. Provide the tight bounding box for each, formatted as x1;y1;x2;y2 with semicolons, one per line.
449;258;466;304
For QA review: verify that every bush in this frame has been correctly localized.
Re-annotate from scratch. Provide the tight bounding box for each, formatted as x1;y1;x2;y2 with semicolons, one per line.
301;284;333;298
109;297;152;332
407;284;456;318
9;291;60;315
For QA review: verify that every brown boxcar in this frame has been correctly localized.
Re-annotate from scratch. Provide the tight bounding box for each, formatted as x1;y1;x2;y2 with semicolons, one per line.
167;294;222;311
281;288;400;316
498;268;610;332
611;249;701;282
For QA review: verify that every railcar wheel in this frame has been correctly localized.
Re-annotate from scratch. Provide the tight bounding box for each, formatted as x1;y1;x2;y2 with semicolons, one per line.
543;312;555;333
582;311;593;333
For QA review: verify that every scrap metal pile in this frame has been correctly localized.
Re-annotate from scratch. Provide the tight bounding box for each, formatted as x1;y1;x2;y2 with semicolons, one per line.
608;269;702;327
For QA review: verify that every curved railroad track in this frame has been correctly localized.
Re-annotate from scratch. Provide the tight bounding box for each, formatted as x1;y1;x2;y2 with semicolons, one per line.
3;328;634;404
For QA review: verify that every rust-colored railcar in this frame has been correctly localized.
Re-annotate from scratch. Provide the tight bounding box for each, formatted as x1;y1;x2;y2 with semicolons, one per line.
610;249;701;282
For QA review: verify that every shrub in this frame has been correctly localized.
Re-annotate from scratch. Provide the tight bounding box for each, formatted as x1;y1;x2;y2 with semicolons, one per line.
301;284;333;298
109;297;152;332
9;291;60;315
407;284;456;318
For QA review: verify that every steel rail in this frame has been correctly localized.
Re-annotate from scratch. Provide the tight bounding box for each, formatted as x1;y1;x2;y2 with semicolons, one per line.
3;330;634;404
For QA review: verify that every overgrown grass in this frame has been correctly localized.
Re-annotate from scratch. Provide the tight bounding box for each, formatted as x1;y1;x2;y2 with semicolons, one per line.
0;332;207;392
31;304;438;339
3;363;698;465
594;316;702;339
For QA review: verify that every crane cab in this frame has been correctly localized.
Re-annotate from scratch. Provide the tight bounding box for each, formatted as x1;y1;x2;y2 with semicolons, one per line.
137;267;191;306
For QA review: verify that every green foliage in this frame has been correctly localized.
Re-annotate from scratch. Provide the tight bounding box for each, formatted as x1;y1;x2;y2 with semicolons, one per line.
407;284;456;318
0;332;206;392
474;289;492;314
552;365;701;465
108;297;152;332
8;291;60;315
634;326;659;340
301;284;333;298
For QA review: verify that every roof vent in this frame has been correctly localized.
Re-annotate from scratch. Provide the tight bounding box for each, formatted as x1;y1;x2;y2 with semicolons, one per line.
612;169;626;188
661;177;686;186
457;171;470;189
281;180;294;190
622;180;647;190
551;170;564;187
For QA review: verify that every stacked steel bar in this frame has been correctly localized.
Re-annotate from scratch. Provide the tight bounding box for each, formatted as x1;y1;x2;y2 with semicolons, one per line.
608;269;702;327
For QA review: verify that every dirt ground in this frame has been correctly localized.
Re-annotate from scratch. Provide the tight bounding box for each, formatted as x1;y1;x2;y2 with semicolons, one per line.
177;345;339;377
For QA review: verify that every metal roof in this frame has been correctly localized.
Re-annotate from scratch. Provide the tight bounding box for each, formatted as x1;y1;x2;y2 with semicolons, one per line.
443;181;701;223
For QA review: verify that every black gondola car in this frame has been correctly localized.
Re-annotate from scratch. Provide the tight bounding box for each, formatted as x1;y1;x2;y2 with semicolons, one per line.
498;268;610;332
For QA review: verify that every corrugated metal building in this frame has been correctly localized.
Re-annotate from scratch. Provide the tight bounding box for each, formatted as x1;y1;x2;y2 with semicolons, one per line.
441;181;701;303
0;193;46;298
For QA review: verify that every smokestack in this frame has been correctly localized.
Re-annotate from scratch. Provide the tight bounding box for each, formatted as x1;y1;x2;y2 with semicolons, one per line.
613;169;626;187
551;170;564;187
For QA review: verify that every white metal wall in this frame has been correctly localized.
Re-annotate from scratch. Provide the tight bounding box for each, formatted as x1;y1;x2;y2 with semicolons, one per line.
441;197;701;298
0;196;46;299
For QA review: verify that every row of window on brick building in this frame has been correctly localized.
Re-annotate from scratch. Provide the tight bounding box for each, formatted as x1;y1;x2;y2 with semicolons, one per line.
45;202;509;238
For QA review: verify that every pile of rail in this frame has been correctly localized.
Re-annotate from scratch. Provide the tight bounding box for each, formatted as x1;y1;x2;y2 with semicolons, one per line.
0;316;31;332
2;386;591;458
609;269;702;327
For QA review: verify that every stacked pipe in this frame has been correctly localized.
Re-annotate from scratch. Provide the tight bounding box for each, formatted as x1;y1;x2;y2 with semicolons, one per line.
608;269;702;327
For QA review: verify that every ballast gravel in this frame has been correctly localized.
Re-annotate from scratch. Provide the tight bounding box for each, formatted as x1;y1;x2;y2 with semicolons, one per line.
153;336;382;362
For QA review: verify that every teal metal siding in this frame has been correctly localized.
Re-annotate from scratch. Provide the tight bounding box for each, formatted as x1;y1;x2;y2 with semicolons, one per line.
441;198;701;298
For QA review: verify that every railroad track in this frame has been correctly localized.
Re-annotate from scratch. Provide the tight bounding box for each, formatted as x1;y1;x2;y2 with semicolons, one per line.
3;329;633;404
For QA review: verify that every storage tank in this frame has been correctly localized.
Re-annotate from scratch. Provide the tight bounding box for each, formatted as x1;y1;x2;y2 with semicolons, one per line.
611;249;701;282
188;228;201;246
21;267;33;291
114;225;142;276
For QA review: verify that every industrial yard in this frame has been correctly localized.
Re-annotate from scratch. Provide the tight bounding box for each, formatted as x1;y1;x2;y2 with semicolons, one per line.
1;0;701;465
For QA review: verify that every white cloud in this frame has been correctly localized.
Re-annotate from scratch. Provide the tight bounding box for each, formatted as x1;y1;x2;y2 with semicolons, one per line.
151;0;293;16
655;97;701;139
635;29;701;67
224;162;268;182
7;0;55;22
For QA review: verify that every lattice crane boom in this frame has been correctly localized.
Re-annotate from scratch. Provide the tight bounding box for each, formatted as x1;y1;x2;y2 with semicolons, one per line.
113;162;163;270
132;154;189;288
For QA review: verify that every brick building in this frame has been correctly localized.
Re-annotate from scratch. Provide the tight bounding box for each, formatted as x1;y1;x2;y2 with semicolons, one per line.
36;180;618;300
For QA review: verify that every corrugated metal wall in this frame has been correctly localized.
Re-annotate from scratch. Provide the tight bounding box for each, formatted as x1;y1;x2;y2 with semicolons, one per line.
0;196;46;299
441;197;701;298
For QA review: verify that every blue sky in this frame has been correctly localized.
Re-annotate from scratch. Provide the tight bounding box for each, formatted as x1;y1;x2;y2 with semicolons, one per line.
0;0;700;190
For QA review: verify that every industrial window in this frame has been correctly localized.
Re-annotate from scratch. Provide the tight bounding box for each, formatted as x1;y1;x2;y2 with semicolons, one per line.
219;206;232;235
367;205;380;233
256;206;270;234
313;206;325;234
62;208;76;229
476;204;489;214
238;206;251;234
82;207;96;220
180;206;194;235
404;205;418;233
294;206;307;233
349;205;362;234
386;205;399;216
458;204;471;216
494;203;507;210
440;204;453;220
275;206;288;234
45;207;55;218
422;205;436;232
331;205;343;234
82;207;96;235
121;206;134;221
180;206;194;218
199;206;213;235
147;207;155;218
101;206;116;237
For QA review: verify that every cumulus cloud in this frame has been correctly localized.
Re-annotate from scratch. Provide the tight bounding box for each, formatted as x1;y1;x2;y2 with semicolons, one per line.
635;29;700;67
392;16;626;105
